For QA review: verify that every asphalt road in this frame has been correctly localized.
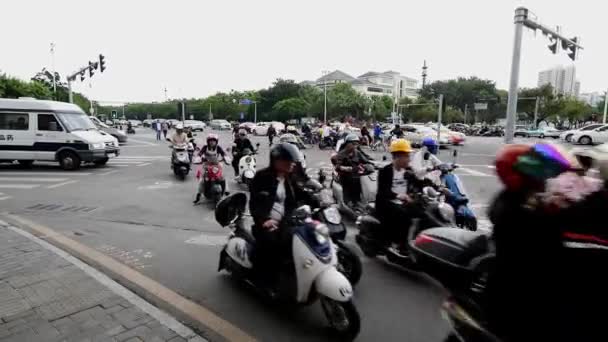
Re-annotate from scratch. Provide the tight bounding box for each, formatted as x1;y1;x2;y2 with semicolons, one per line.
0;128;512;342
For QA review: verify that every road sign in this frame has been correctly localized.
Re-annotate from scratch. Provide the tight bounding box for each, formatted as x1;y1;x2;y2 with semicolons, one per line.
239;99;253;105
111;110;117;119
474;103;488;110
240;112;245;120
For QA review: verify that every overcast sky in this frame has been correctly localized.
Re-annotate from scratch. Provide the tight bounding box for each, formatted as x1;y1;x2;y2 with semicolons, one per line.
2;0;606;103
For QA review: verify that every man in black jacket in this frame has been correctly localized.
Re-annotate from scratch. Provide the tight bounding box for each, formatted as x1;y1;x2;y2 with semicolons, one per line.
231;129;256;176
249;143;316;285
376;139;428;250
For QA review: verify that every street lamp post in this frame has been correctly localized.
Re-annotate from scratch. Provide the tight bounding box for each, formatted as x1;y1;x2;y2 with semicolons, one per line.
322;70;329;124
50;43;56;94
603;90;608;124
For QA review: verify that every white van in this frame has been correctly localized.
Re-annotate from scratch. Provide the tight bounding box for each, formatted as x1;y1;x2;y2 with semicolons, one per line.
0;98;119;170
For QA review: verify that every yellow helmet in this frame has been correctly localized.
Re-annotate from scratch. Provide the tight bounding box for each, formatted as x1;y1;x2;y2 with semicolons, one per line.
389;139;413;153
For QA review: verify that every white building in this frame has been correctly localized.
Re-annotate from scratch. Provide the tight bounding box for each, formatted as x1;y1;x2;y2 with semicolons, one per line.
579;92;604;107
537;65;580;97
312;69;418;100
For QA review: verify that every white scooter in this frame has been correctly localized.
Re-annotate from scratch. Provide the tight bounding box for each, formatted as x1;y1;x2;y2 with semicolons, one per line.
233;144;259;187
168;141;192;180
216;193;361;340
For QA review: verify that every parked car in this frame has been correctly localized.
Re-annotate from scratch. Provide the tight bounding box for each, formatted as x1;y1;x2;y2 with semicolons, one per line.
166;119;181;127
560;124;605;143
184;120;205;131
128;119;142;127
401;124;450;147
210;119;232;130
514;125;530;137
571;125;608;145
525;127;561;139
427;124;466;145
254;121;285;135
142;119;155;127
90;116;128;143
239;122;257;133
105;120;114;126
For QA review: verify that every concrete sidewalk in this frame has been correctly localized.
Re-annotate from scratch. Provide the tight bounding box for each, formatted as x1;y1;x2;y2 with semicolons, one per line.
0;222;204;342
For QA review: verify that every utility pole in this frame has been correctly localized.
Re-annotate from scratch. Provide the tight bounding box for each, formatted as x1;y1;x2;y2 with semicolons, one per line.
505;7;583;143
254;101;257;123
437;94;444;144
322;70;329;124
603;90;608;124
164;87;168;101
464;103;468;124
533;96;540;128
50;43;57;94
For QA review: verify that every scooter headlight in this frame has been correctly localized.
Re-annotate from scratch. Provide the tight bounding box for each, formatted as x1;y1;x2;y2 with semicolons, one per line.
438;203;456;223
315;232;328;245
323;207;342;225
211;166;220;174
245;156;252;163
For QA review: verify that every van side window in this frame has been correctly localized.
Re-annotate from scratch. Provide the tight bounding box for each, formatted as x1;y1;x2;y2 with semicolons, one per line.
0;113;29;130
38;114;63;131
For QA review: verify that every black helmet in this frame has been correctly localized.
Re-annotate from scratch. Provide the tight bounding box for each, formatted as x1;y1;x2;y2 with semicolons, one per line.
270;143;300;163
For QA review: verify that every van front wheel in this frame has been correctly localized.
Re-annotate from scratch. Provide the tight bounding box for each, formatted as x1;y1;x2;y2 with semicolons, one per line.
58;151;81;171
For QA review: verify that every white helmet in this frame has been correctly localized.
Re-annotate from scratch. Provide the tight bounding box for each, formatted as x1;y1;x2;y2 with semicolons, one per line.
176;123;184;130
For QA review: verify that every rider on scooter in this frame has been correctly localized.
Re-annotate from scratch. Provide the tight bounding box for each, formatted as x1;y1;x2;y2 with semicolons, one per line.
332;134;373;208
280;134;322;190
193;134;227;204
231;128;256;177
376;139;434;253
249;143;318;288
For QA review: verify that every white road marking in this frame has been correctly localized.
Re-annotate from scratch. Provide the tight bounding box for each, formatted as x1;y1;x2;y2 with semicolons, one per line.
136;163;152;167
0;172;92;176
113;156;165;159
0;196;11;201
1;222;205;342
46;180;79;189
106;164;130;167
0;177;67;182
457;168;492;177
185;233;229;246
108;160;147;164
0;184;41;189
138;181;174;190
99;170;119;176
126;139;158;146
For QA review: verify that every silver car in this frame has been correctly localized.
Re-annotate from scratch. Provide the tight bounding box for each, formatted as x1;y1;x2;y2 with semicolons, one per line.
90;116;128;143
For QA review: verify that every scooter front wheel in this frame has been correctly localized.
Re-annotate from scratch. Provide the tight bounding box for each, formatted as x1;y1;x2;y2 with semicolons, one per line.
320;297;360;341
336;243;362;286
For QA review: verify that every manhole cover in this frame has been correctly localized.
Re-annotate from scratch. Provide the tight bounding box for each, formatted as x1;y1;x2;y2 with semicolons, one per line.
26;203;99;213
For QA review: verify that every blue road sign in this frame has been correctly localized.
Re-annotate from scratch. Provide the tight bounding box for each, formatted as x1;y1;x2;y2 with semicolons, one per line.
239;99;253;105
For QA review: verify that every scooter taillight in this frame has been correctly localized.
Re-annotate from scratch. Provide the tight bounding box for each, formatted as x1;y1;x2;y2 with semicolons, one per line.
414;233;437;246
206;164;223;181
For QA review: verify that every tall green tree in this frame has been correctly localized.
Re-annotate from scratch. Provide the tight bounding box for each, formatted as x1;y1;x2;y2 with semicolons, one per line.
327;83;367;119
272;98;309;121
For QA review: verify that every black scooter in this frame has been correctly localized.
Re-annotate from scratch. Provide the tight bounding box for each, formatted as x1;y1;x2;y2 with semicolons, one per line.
356;186;493;289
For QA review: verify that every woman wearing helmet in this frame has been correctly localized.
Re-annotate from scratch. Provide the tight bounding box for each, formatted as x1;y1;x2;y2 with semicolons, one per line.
231;128;256;176
193;134;227;204
333;133;373;206
376;139;430;252
411;137;442;179
249;143;318;287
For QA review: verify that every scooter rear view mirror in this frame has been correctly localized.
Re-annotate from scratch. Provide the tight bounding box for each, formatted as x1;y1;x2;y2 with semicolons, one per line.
382;155;387;161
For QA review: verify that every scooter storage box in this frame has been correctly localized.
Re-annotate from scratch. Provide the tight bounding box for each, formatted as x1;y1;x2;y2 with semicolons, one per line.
411;228;489;268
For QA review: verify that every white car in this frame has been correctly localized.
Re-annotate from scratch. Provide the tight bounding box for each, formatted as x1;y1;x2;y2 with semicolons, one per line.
167;119;181;127
560;124;605;143
402;125;449;146
128;119;142;127
184;120;205;131
210;119;232;130
254;121;285;135
571;125;608;145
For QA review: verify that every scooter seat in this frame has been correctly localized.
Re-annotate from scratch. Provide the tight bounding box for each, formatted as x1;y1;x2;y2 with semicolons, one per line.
237;227;256;245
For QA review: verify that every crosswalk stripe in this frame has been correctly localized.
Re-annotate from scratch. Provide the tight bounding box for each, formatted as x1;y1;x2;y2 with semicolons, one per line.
136;163;152;167
107;160;147;164
457;168;492;177
0;172;91;176
0;196;11;201
0;177;68;182
0;184;41;189
46;180;79;189
114;156;164;159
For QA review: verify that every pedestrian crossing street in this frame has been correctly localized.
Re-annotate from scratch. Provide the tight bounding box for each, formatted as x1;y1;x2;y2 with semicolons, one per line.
0;155;163;201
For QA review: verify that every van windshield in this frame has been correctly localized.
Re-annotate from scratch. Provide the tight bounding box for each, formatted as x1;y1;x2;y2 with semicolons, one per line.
57;113;97;132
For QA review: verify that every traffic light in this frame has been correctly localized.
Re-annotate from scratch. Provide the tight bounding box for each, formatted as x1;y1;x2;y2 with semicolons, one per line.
565;37;578;61
88;61;98;78
99;54;106;73
548;35;559;54
80;70;86;82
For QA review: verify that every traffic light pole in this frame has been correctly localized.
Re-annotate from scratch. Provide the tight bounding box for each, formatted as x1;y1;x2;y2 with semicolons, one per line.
68;80;73;103
505;7;526;144
603;90;608;124
436;94;443;144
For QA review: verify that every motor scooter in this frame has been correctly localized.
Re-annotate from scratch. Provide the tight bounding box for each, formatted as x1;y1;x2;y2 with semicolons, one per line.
234;146;259;188
197;155;228;207
216;193;361;340
168;140;191;180
331;160;382;220
356;186;491;288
